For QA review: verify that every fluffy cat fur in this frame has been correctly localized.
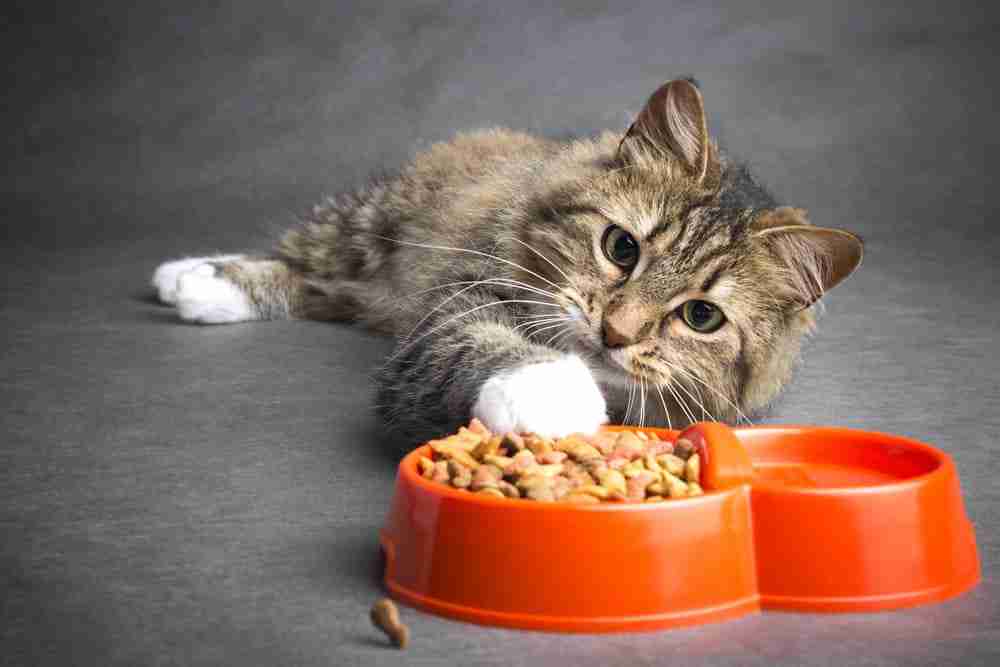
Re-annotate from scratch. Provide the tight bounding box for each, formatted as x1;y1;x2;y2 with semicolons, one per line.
152;79;863;444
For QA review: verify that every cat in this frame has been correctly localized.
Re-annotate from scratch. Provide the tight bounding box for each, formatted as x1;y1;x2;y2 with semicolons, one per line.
151;79;863;445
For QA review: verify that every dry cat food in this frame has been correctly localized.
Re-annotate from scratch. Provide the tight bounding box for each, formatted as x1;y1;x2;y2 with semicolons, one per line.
370;597;409;649
418;419;703;503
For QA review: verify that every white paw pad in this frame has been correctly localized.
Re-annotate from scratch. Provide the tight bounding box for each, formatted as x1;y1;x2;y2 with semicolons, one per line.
175;264;254;324
472;356;608;437
152;255;243;305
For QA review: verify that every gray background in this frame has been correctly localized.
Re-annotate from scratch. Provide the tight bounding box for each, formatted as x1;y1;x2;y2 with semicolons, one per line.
3;0;998;664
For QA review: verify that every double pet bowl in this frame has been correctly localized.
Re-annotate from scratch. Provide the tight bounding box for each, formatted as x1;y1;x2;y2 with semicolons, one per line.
379;423;980;632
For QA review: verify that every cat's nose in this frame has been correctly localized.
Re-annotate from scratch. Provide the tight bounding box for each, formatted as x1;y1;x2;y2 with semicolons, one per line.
602;317;653;348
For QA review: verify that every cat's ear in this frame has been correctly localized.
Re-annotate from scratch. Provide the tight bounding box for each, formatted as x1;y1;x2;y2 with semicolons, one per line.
753;207;864;308
618;78;719;183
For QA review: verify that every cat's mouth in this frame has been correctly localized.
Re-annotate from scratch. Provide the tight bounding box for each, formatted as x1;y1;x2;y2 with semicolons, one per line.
572;335;659;388
560;298;664;386
573;333;669;387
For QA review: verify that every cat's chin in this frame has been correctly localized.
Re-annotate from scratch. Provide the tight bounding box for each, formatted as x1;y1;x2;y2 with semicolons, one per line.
563;329;666;393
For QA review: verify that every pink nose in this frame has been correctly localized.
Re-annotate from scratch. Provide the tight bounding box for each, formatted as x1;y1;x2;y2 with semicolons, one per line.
602;320;633;348
602;317;653;348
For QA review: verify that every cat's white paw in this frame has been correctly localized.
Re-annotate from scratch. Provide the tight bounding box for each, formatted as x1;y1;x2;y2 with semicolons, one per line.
152;255;243;304
175;264;254;324
472;356;608;437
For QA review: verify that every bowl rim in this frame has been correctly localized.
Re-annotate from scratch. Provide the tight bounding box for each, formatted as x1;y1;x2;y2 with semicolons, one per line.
729;424;954;497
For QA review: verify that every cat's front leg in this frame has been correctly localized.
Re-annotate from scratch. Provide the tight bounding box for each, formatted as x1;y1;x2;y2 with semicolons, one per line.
375;298;608;444
472;355;607;437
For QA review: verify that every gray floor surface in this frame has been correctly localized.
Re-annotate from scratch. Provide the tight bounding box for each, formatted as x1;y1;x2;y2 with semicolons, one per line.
3;1;998;665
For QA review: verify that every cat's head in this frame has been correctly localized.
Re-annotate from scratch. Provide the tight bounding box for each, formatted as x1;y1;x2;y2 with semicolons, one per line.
516;79;863;425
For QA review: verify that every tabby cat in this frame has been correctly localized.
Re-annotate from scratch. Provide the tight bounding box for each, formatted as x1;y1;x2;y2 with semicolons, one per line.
152;79;862;444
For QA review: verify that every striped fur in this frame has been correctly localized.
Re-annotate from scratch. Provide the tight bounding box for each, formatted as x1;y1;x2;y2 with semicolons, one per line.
154;83;862;444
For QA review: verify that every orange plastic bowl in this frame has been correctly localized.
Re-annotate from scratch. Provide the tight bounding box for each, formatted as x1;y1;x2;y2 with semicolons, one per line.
378;424;980;632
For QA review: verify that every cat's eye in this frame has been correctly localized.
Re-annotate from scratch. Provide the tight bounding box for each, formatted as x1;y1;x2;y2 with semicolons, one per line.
679;300;726;333
601;225;639;271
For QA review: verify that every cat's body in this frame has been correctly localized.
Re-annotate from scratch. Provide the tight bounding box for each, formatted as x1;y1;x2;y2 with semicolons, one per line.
153;80;862;444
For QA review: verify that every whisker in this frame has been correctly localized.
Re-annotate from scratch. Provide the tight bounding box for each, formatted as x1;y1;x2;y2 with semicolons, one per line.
388;298;562;363
526;321;570;341
514;315;571;334
630;378;638;426
663;367;717;423
482;277;562;301
541;324;570;346
668;365;754;426
509;236;575;288
623;379;635;426
400;276;560;345
398;280;489;345
373;235;563;291
666;380;697;426
639;376;647;428
545;326;576;349
381;277;559;309
677;380;714;422
653;382;673;431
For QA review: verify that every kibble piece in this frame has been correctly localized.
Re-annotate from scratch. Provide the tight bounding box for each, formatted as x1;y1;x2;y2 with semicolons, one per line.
646;440;674;456
563;461;594;488
456;427;484;447
469;464;502;491
430;441;478;468
687;481;704;496
371;598;409;649
596;469;627;497
583;433;616;455
562;492;601;504
614;431;645;459
448;460;472;488
626;470;659;501
684;453;701;484
497;480;521;498
537;451;568;465
552;435;585;453
575;484;612;500
473;435;503;460
499;432;523;452
482;454;513;469
467;418;491;436
475;487;505;498
525;435;554;455
550;475;572;500
431;460;450;485
607;456;629;470
418;456;435;478
515;473;550;491
524;485;556;502
533;463;565;477
663;471;689;498
568;443;603;462
505;449;538;477
673;437;696;460
621;459;647;479
581;457;609;478
657;453;686;477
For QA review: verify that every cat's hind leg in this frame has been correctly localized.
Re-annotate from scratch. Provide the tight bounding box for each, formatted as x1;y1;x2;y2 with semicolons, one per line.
151;255;305;324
